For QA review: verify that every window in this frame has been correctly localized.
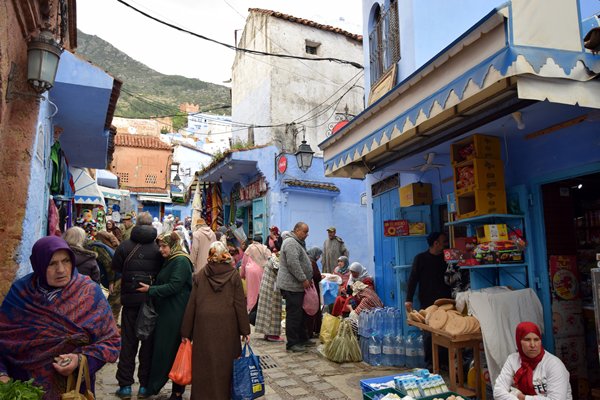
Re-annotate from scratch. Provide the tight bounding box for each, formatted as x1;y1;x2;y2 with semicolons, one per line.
117;172;129;184
305;40;321;55
369;0;400;84
144;174;157;184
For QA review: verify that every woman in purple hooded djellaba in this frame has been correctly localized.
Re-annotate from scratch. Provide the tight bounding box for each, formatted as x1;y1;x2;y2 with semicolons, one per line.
0;236;120;399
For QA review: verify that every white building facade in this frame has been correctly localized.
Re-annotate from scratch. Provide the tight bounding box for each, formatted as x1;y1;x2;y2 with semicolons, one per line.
231;9;364;155
185;113;233;154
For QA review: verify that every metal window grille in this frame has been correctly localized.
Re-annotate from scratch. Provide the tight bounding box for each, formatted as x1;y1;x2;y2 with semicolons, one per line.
370;0;401;85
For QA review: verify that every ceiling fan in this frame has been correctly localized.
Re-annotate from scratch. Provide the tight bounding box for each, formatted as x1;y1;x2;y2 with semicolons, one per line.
410;152;445;172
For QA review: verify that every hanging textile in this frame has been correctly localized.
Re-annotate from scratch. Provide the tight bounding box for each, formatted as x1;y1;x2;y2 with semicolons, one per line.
192;181;203;227
50;141;63;194
204;183;213;227
211;183;224;231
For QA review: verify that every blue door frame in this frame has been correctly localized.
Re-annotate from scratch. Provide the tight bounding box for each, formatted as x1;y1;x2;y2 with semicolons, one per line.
529;161;600;353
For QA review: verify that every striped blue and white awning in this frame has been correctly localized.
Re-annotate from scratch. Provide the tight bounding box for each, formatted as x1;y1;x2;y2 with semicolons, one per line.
319;5;600;178
70;167;106;207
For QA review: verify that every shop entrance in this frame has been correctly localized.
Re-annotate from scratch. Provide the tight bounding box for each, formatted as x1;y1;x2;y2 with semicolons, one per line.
541;172;600;398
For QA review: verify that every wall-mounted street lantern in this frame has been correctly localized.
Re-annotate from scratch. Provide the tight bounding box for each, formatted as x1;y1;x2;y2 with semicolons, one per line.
295;139;314;173
6;29;63;101
27;29;63;92
172;173;182;186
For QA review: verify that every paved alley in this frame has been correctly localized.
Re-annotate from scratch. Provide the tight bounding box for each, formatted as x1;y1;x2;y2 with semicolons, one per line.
94;331;403;400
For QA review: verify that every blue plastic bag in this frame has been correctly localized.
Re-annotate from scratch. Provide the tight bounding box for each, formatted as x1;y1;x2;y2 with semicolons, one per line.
321;281;339;306
231;343;265;400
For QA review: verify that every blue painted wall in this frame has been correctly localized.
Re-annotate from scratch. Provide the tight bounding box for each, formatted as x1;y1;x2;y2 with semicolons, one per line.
17;94;54;278
361;0;502;97
223;146;372;270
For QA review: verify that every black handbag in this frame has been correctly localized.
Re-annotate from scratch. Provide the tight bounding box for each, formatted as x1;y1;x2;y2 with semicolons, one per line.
135;298;158;340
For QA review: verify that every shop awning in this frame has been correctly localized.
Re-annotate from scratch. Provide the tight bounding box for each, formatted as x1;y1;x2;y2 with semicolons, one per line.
319;3;600;178
98;185;127;201
198;154;259;183
96;169;119;188
51;51;121;169
70;167;106;207
137;194;172;203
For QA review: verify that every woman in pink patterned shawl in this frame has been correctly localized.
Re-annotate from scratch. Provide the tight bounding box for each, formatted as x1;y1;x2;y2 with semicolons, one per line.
0;236;120;399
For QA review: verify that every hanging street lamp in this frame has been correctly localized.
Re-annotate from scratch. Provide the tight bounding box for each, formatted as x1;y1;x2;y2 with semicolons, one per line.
295;139;314;173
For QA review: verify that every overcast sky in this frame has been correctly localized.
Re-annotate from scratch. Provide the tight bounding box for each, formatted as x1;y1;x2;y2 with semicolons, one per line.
76;0;363;85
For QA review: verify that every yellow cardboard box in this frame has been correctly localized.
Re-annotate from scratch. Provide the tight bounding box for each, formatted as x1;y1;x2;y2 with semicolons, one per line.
476;224;508;243
399;182;432;207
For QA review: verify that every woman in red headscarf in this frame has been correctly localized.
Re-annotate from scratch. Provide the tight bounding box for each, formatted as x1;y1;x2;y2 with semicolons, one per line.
493;321;572;400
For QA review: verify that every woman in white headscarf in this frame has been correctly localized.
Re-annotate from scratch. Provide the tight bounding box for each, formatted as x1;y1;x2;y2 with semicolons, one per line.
347;262;374;290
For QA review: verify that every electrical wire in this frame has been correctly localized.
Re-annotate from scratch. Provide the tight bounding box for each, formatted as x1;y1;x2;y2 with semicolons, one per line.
115;0;363;69
291;71;363;123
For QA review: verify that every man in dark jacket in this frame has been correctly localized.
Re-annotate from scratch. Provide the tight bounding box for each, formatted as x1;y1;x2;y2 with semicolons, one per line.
112;212;163;399
405;231;451;368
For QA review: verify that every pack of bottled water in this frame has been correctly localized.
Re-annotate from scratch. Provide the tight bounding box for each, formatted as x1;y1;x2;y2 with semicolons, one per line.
358;307;426;367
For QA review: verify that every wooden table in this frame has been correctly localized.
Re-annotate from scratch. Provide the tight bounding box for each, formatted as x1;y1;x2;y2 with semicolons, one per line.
408;320;483;399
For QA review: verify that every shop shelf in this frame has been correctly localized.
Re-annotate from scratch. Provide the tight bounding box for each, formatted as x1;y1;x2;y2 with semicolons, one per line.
458;263;527;270
445;213;524;226
453;158;505;196
456;190;507;219
450;134;501;165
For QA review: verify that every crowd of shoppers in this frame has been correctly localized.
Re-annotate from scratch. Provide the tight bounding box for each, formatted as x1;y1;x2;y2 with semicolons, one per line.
1;212;571;400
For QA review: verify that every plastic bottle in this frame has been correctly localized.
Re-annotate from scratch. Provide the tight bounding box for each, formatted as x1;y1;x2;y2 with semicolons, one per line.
405;333;417;368
368;335;382;366
416;333;426;367
395;334;405;367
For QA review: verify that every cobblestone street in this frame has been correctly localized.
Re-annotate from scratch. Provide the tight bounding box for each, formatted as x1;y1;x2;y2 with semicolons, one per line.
94;331;403;400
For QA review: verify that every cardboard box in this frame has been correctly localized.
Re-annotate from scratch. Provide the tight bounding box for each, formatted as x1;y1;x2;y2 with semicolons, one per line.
457;190;507;219
451;134;501;164
454;237;477;252
409;222;426;235
400;182;432;207
383;220;409;236
476;224;508;243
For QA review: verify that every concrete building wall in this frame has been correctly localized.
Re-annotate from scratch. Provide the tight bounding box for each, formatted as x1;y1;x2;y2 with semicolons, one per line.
0;0;74;298
111;146;173;191
172;145;212;187
231;13;273;148
16;94;55;278
231;12;363;156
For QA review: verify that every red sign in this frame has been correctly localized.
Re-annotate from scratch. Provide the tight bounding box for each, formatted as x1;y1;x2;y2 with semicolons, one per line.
383;220;409;237
277;155;288;174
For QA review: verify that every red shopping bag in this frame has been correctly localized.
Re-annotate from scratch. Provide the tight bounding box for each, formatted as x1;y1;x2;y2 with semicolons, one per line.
168;338;192;385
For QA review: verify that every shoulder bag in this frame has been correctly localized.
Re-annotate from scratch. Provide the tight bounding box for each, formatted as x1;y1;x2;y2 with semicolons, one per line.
61;355;94;400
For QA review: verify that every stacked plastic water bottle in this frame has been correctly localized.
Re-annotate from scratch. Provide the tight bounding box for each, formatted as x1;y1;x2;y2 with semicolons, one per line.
358;307;415;367
405;331;426;368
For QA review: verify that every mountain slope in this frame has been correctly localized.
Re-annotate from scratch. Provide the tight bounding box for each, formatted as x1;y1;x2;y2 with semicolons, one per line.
76;30;231;118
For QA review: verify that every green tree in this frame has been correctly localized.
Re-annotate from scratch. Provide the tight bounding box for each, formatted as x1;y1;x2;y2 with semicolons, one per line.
172;111;188;132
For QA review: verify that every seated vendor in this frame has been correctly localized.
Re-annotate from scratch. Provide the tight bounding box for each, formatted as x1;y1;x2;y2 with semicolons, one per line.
347;262;374;290
349;281;383;315
493;321;572;400
333;256;351;289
